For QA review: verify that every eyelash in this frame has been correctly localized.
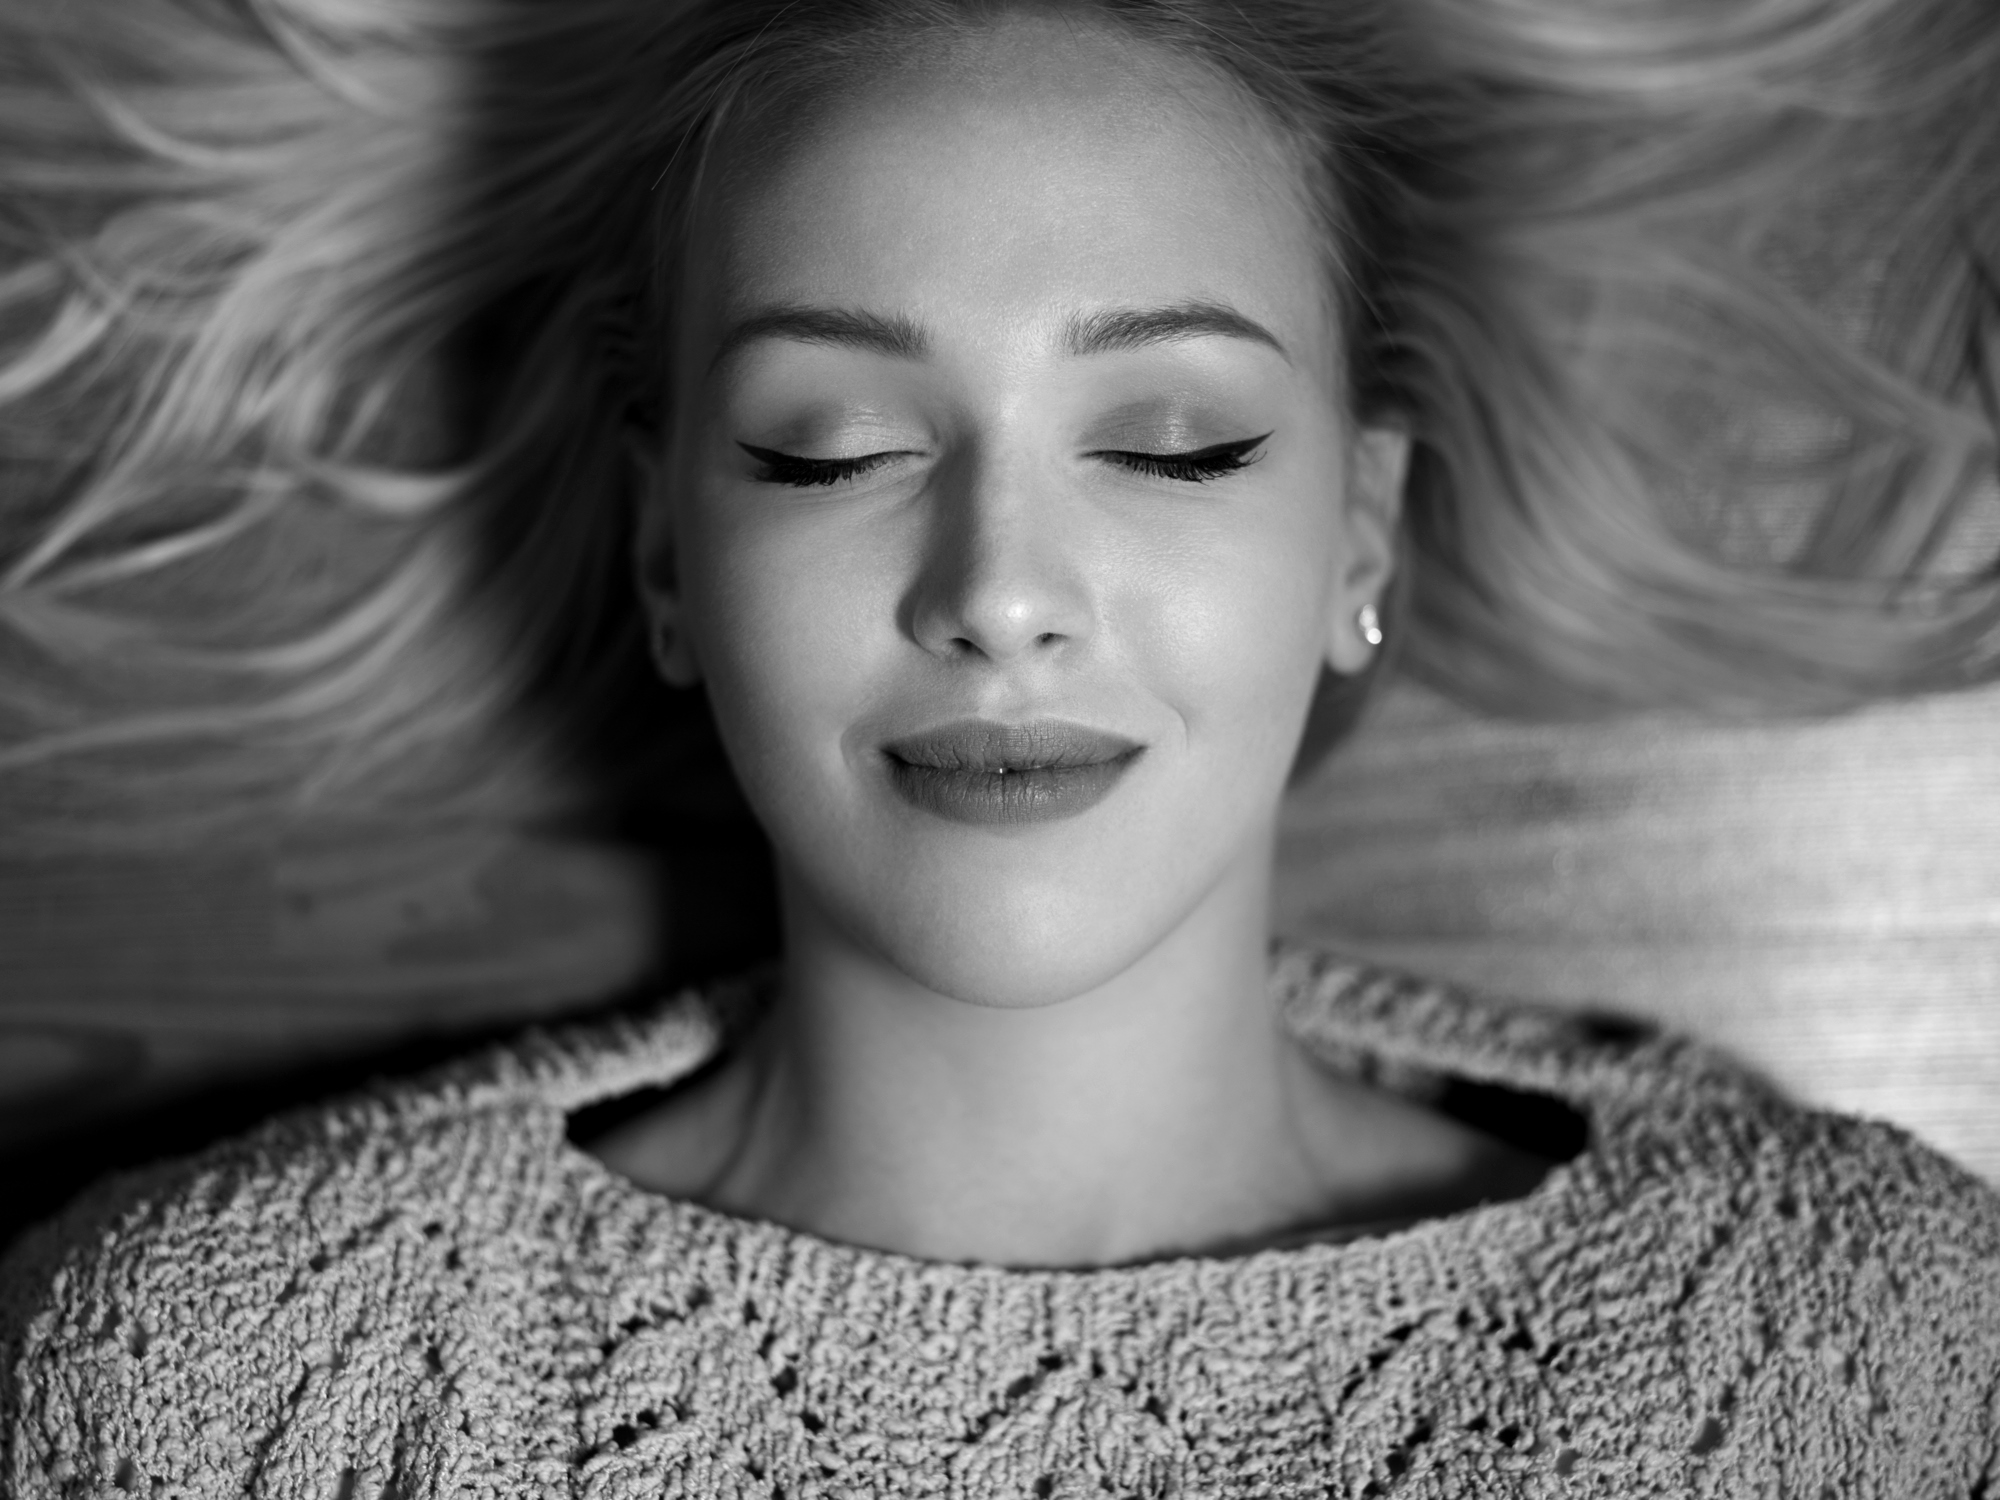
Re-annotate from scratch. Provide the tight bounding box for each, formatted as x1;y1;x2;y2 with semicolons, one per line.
1094;434;1270;483
739;446;903;487
738;434;1270;489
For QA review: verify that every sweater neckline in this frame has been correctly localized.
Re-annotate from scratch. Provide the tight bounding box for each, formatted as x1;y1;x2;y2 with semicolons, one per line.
517;943;1653;1288
565;1150;1571;1286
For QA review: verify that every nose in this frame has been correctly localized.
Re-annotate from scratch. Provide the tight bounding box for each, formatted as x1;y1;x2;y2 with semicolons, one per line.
905;455;1094;664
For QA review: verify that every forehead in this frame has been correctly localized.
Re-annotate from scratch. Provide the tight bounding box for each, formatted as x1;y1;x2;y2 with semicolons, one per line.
684;15;1336;380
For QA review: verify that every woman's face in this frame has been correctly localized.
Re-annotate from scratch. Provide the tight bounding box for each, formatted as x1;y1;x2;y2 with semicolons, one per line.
649;16;1404;1009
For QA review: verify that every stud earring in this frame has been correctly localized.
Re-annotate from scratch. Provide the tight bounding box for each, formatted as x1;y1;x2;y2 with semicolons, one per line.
1356;602;1384;648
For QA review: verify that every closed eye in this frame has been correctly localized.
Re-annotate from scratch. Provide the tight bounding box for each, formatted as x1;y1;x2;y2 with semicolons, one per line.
1091;433;1270;483
738;443;915;488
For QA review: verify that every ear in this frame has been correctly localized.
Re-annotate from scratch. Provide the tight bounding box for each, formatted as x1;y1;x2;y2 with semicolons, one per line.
1322;422;1410;676
628;429;703;689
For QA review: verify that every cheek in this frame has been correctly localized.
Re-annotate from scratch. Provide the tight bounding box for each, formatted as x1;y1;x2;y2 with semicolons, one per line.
1117;489;1340;760
681;504;892;782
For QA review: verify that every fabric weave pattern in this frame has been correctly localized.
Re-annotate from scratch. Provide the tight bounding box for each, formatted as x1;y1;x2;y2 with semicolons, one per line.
3;945;1997;1497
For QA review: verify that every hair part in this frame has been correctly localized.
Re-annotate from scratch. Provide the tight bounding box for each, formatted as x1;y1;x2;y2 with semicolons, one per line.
1;0;1996;848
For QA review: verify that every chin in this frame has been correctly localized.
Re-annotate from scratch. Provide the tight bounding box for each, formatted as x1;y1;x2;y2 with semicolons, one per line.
843;857;1199;1010
877;931;1158;1012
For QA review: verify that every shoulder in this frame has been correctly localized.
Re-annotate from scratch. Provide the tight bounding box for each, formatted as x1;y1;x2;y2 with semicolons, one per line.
1705;1099;2000;1348
1576;1071;2000;1492
0;987;726;1499
1589;1030;2000;1321
1282;945;2000;1485
0;1075;505;1494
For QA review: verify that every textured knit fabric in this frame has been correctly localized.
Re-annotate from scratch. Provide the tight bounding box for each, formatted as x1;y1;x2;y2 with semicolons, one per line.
4;944;1999;1499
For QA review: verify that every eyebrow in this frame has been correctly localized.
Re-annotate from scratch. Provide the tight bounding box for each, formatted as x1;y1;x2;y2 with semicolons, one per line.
710;307;929;371
710;299;1287;369
1062;302;1289;361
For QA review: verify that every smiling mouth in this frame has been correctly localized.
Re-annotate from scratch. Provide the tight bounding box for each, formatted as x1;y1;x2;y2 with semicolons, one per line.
881;719;1145;825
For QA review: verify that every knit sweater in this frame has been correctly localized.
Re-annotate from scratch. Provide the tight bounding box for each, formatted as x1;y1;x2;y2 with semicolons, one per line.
4;945;1998;1499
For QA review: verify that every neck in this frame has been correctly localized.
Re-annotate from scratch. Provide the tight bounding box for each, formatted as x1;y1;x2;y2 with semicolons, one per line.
704;836;1364;1267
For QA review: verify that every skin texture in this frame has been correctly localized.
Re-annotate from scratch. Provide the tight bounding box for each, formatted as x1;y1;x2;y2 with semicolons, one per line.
611;14;1545;1267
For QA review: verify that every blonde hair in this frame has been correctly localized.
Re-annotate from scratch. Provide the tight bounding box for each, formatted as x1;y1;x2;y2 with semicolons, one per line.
2;0;1996;848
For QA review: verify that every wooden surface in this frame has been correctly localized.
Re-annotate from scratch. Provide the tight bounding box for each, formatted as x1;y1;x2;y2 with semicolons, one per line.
2;675;1996;1247
1279;679;2000;1182
0;831;665;1121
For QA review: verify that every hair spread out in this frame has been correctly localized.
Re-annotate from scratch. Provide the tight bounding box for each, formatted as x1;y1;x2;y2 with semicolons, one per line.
1;0;1996;847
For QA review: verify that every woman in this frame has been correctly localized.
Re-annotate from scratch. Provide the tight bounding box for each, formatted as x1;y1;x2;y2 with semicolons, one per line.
3;0;1997;1494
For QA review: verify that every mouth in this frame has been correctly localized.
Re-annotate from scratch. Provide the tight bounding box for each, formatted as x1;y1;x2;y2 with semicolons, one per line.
880;718;1145;826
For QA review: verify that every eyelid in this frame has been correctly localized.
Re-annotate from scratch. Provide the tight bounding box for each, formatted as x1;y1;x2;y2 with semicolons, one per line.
1086;433;1270;460
737;441;923;489
737;441;919;464
1087;432;1271;485
734;432;1270;489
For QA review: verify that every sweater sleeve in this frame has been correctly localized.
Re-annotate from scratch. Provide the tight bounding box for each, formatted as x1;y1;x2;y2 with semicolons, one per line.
0;1098;475;1500
1870;1122;2000;1491
1731;1110;2000;1498
1;1149;292;1497
0;1086;547;1500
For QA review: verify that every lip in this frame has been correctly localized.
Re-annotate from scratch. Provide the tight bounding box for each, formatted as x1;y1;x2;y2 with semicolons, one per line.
880;718;1145;826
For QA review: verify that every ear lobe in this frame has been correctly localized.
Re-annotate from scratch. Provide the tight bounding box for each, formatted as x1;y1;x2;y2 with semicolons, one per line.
1323;423;1410;676
628;431;703;689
